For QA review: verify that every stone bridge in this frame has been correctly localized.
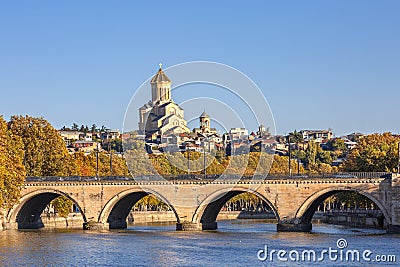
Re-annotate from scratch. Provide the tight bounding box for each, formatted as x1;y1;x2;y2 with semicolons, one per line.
3;173;400;233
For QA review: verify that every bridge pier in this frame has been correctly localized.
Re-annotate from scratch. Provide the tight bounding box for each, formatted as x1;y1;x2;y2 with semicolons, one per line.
108;221;127;229
83;222;109;230
387;225;400;234
176;222;201;231
176;221;218;231
277;222;312;232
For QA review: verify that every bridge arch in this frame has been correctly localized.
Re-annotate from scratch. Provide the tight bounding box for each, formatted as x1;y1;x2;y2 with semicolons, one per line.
192;186;279;230
6;188;86;229
99;188;180;229
295;186;391;226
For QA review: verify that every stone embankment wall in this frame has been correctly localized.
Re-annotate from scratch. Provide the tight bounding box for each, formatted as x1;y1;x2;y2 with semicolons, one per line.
33;211;277;228
4;210;386;229
319;210;386;229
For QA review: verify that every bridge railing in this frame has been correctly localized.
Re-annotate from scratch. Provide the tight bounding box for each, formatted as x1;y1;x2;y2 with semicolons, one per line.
25;172;391;183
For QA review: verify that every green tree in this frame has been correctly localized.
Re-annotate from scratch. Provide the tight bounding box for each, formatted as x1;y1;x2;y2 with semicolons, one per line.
103;139;123;153
91;124;97;133
72;123;79;131
304;141;318;167
288;130;303;144
317;150;332;165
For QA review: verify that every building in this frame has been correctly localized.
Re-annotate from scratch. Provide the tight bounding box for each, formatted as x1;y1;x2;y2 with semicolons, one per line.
300;130;333;142
72;140;100;153
256;124;270;137
59;131;83;141
100;129;120;140
229;127;248;140
193;111;217;135
138;64;190;139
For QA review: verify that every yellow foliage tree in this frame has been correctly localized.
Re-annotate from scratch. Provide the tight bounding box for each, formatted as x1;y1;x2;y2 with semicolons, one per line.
343;133;400;172
0;116;26;209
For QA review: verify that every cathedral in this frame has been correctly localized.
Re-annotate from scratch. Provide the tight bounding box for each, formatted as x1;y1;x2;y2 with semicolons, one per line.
138;64;190;139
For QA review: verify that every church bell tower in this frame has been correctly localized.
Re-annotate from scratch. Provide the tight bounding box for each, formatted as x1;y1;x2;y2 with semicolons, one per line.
150;63;171;102
199;111;210;133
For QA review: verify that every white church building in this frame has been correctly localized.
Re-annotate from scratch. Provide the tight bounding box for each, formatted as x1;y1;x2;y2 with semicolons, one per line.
138;64;190;139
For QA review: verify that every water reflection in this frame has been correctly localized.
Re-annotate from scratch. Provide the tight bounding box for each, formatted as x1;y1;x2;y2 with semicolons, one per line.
0;220;398;266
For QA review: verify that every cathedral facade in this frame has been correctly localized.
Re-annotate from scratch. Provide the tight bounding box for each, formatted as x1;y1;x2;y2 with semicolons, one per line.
138;65;190;138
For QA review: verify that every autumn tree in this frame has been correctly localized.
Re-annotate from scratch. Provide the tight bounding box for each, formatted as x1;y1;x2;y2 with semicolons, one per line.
67;151;129;176
51;196;73;224
134;194;170;211
0;116;26;209
8;115;69;176
343;133;400;172
269;155;305;174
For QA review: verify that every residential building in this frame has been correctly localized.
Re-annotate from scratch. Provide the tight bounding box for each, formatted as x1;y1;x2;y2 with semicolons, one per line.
100;129;120;140
59;131;82;141
229;128;248;140
72;141;100;153
300;129;333;142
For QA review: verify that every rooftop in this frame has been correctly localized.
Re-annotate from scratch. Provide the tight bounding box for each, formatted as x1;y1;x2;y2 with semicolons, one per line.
150;64;171;83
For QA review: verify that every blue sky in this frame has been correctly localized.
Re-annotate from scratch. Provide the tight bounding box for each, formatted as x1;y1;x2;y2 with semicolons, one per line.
0;1;399;136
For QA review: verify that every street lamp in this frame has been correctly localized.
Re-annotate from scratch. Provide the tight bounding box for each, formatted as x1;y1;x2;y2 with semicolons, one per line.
398;142;400;175
106;130;113;176
198;133;208;179
288;136;292;176
186;142;190;175
96;142;99;178
203;139;206;179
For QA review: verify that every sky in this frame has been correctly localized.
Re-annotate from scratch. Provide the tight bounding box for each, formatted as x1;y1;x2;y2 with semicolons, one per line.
0;1;399;136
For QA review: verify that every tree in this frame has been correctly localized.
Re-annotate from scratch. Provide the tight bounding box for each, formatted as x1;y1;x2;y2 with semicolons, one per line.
317;150;332;165
269;155;305;174
72;123;79;131
67;151;129;176
288;130;303;144
325;138;347;158
8;115;69;176
343;133;400;172
103;139;123;153
51;196;73;218
91;124;97;133
304;141;318;167
0;116;26;209
51;196;73;226
134;194;170;211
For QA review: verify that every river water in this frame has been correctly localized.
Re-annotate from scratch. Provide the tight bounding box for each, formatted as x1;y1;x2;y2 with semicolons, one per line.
0;220;398;267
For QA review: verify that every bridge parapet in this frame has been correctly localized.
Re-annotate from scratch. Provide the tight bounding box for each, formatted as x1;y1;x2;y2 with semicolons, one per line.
25;172;390;183
3;173;399;233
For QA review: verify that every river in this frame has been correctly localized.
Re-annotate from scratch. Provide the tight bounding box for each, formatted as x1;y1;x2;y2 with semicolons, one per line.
0;220;398;266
